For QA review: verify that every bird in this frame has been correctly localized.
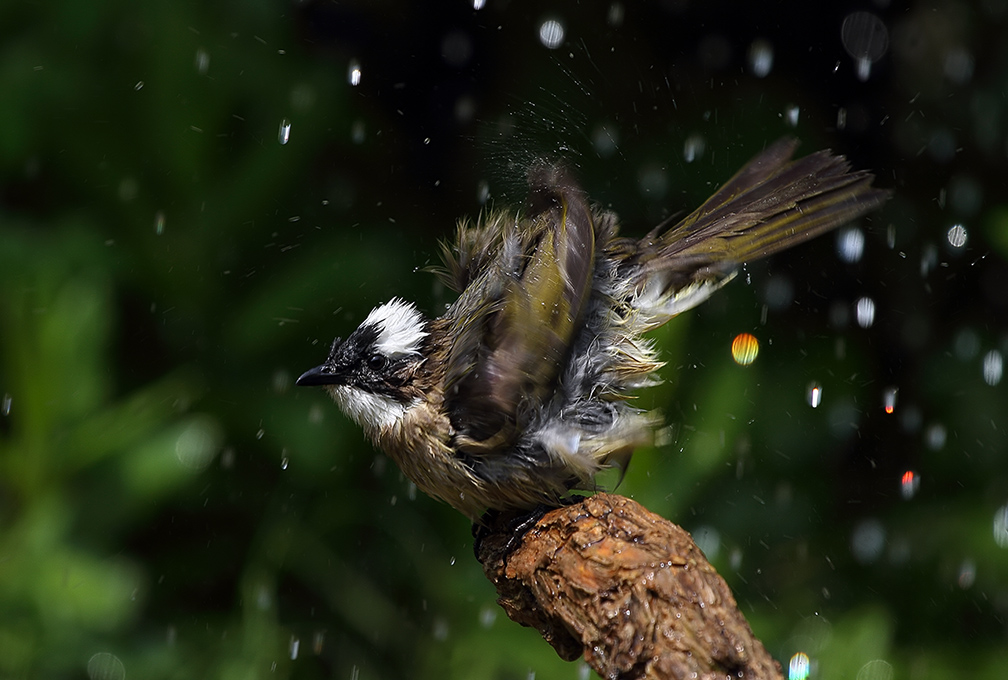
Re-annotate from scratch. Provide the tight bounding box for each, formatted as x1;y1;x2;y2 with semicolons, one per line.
297;138;889;520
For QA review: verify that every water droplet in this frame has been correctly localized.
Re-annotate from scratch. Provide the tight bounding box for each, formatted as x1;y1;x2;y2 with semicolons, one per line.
729;547;743;570
1;393;11;416
899;470;919;500
991;504;1007;547
134;81;144;91
983;350;1003;386
87;652;125;680
638;163;668;198
175;416;223;472
925;423;946;450
837;227;865;263
946;223;967;248
692;525;720;559
313;630;326;654
883;387;898;414
944;48;974;85
855;296;875;328
920;243;938;276
836;107;848;131
477;179;490;204
763;274;794;310
194;47;210;75
683;133;706;163
954;328;980;360
256;428;265;440
607;3;625;27
854;56;873;81
351;119;366;144
850;518;885;564
957;559;976;588
784;104;800;127
806;382;823;409
281;456;289;470
278;118;291;145
731;332;759;366
154;211;166;235
538;18;565;49
788;652;811;680
592;123;619;157
119;177;138;202
449;555;456;566
348;59;362;86
856;659;893;680
747;39;774;77
432;617;450;641
841;12;889;80
289;636;300;660
479;605;498;628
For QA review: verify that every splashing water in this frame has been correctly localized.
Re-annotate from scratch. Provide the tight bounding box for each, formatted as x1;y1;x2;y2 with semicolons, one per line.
278;118;291;145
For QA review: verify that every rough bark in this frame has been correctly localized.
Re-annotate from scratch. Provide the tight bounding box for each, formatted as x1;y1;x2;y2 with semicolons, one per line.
475;493;783;680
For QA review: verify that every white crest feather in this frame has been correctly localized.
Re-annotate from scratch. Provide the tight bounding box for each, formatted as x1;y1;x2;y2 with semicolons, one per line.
363;298;427;357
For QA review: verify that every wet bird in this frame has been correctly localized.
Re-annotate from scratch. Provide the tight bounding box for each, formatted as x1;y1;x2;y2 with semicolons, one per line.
297;138;889;520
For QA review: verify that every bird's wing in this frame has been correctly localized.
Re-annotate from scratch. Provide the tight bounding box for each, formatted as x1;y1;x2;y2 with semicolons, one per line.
444;166;596;453
617;138;890;321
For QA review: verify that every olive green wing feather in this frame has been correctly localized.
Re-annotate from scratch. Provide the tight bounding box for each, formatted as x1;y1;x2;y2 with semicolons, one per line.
444;166;596;453
617;138;889;321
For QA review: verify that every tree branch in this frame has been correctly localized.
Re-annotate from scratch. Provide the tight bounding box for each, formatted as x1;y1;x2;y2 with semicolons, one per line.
475;493;783;680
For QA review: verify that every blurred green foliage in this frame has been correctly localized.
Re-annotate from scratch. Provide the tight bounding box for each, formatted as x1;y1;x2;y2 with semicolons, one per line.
2;1;1008;679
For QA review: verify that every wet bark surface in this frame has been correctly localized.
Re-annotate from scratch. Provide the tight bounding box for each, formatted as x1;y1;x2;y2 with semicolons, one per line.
475;493;783;680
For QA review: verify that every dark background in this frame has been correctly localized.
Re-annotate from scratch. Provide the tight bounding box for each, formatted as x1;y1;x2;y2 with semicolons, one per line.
2;1;1007;678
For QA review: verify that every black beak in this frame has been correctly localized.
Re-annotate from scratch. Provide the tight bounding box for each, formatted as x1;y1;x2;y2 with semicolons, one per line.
296;363;344;387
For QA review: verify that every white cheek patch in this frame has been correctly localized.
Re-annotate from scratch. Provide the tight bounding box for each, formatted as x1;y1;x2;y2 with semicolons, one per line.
363;298;427;357
329;385;408;433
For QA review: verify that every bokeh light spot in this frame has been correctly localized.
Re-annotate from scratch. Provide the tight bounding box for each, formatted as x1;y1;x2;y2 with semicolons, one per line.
899;470;919;500
806;381;823;408
789;652;810;680
731;333;759;365
538;19;565;49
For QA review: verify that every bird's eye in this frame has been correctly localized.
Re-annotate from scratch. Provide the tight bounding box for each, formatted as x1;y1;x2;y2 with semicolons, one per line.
367;353;387;371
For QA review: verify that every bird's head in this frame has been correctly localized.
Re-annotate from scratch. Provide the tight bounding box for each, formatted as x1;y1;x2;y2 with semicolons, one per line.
296;298;429;433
